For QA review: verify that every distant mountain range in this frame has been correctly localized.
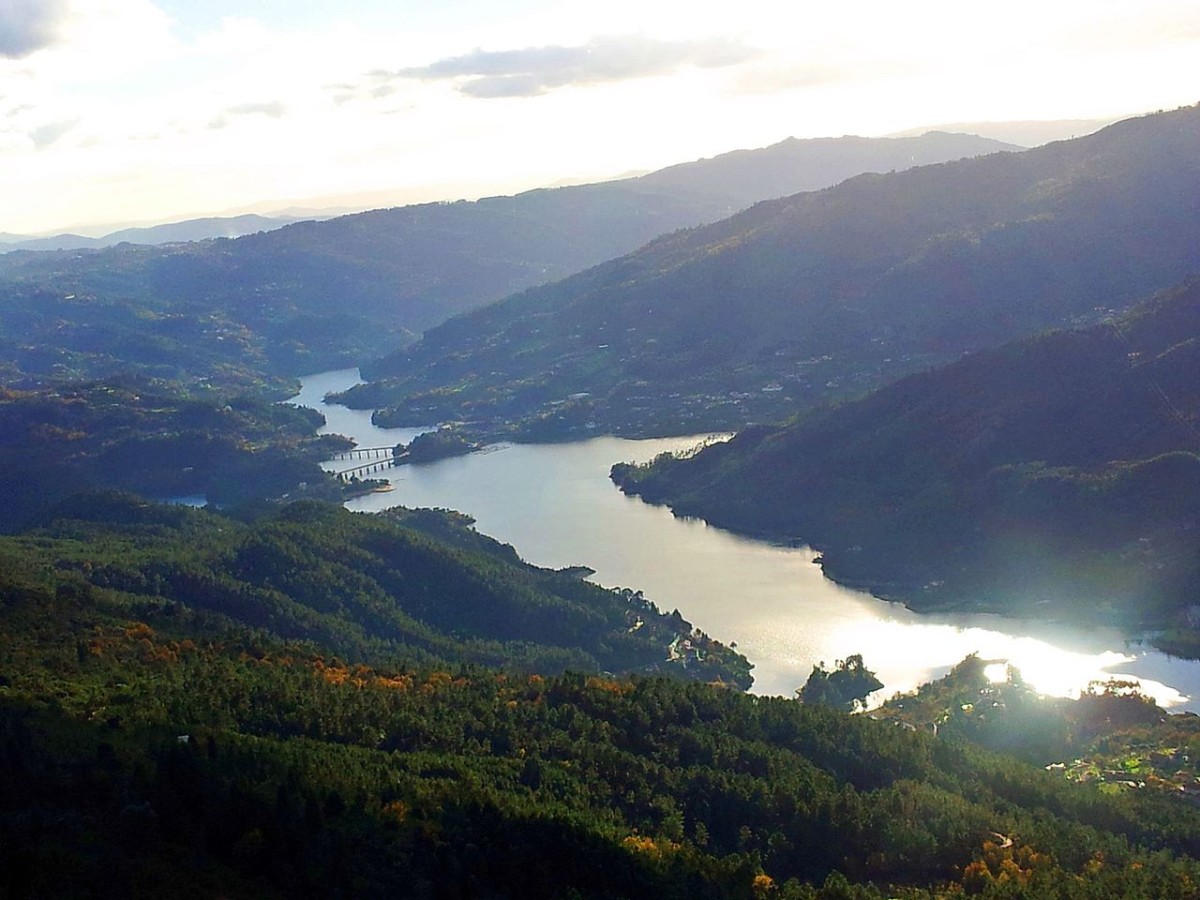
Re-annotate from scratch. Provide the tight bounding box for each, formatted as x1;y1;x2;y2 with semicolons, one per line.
348;105;1200;438
0;214;311;253
888;116;1120;147
0;131;1014;383
0;132;1014;257
613;275;1200;636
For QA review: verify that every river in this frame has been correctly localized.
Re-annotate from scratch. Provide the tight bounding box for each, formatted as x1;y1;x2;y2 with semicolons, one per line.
290;368;1200;710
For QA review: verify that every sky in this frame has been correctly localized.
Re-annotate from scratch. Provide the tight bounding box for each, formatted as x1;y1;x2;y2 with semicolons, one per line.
1;0;1197;235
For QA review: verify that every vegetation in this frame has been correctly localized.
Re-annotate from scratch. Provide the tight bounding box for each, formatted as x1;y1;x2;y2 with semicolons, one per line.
5;497;1200;896
347;105;1200;441
612;276;1200;647
0;280;396;398
797;656;884;711
876;655;1200;805
398;426;480;465
1;494;751;686
0;381;351;532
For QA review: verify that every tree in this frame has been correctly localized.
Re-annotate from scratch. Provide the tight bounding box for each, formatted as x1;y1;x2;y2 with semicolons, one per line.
797;655;882;711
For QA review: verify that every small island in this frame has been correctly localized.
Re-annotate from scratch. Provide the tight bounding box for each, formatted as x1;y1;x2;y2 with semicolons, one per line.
395;426;481;465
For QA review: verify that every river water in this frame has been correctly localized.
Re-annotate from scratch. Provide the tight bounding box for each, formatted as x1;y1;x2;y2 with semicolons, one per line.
290;368;1200;710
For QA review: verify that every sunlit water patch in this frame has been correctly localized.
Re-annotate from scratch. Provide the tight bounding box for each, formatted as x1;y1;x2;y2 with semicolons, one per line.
290;369;1200;710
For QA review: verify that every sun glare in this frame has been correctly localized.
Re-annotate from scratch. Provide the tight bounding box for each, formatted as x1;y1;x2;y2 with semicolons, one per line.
983;662;1009;684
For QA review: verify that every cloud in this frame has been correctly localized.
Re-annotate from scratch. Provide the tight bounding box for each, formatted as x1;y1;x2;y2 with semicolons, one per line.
385;34;760;99
226;101;286;118
732;62;851;95
30;116;78;148
1064;7;1200;54
732;59;918;95
0;0;70;59
208;100;287;130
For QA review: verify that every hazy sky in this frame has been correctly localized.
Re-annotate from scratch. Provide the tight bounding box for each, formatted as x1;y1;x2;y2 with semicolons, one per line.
2;0;1197;234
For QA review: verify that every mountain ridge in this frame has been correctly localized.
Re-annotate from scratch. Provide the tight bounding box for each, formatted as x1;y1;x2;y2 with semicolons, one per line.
0;131;1016;382
0;214;312;253
349;104;1200;439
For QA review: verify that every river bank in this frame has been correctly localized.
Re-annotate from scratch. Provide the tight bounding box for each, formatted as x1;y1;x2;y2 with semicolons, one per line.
291;368;1200;710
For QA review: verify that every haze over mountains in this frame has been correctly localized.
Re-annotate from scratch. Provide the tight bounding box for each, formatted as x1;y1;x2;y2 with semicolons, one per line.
0;131;1017;255
0;214;313;253
348;105;1200;438
888;115;1120;147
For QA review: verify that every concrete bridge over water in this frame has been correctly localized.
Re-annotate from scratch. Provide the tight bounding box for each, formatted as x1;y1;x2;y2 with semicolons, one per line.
328;446;407;482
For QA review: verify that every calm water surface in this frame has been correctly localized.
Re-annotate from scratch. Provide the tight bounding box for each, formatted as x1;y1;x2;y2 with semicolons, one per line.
291;369;1200;709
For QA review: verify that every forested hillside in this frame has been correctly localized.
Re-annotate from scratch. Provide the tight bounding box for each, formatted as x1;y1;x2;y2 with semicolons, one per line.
0;381;350;532
5;495;1200;897
612;276;1200;643
0;133;1008;389
1;495;749;685
348;105;1200;440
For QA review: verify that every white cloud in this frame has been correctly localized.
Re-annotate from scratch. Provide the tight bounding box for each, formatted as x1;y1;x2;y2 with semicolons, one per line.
191;15;273;56
29;116;78;148
226;100;286;117
387;34;761;99
208;100;287;130
45;0;176;72
0;0;70;59
730;59;916;96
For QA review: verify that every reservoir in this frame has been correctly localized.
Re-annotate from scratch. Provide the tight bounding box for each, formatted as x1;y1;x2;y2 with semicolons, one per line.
292;368;1200;710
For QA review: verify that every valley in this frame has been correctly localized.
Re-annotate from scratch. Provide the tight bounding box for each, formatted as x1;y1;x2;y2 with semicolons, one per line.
5;97;1200;897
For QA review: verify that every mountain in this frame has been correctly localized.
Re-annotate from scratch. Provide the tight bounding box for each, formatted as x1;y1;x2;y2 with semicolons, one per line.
611;276;1200;639
628;130;1016;206
0;214;308;253
0;132;1013;384
101;213;311;245
347;105;1200;439
0;232;98;251
888;116;1120;147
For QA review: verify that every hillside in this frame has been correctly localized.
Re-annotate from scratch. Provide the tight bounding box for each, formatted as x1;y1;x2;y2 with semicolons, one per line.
0;495;749;684
5;496;1200;896
348;104;1200;439
611;277;1200;641
0;132;1012;387
0;382;356;533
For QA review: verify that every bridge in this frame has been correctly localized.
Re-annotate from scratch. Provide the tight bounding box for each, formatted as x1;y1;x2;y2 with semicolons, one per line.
328;446;397;461
328;447;409;482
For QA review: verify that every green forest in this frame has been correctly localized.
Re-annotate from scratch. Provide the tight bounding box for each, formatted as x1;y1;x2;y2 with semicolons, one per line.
6;494;1200;897
0;380;353;533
